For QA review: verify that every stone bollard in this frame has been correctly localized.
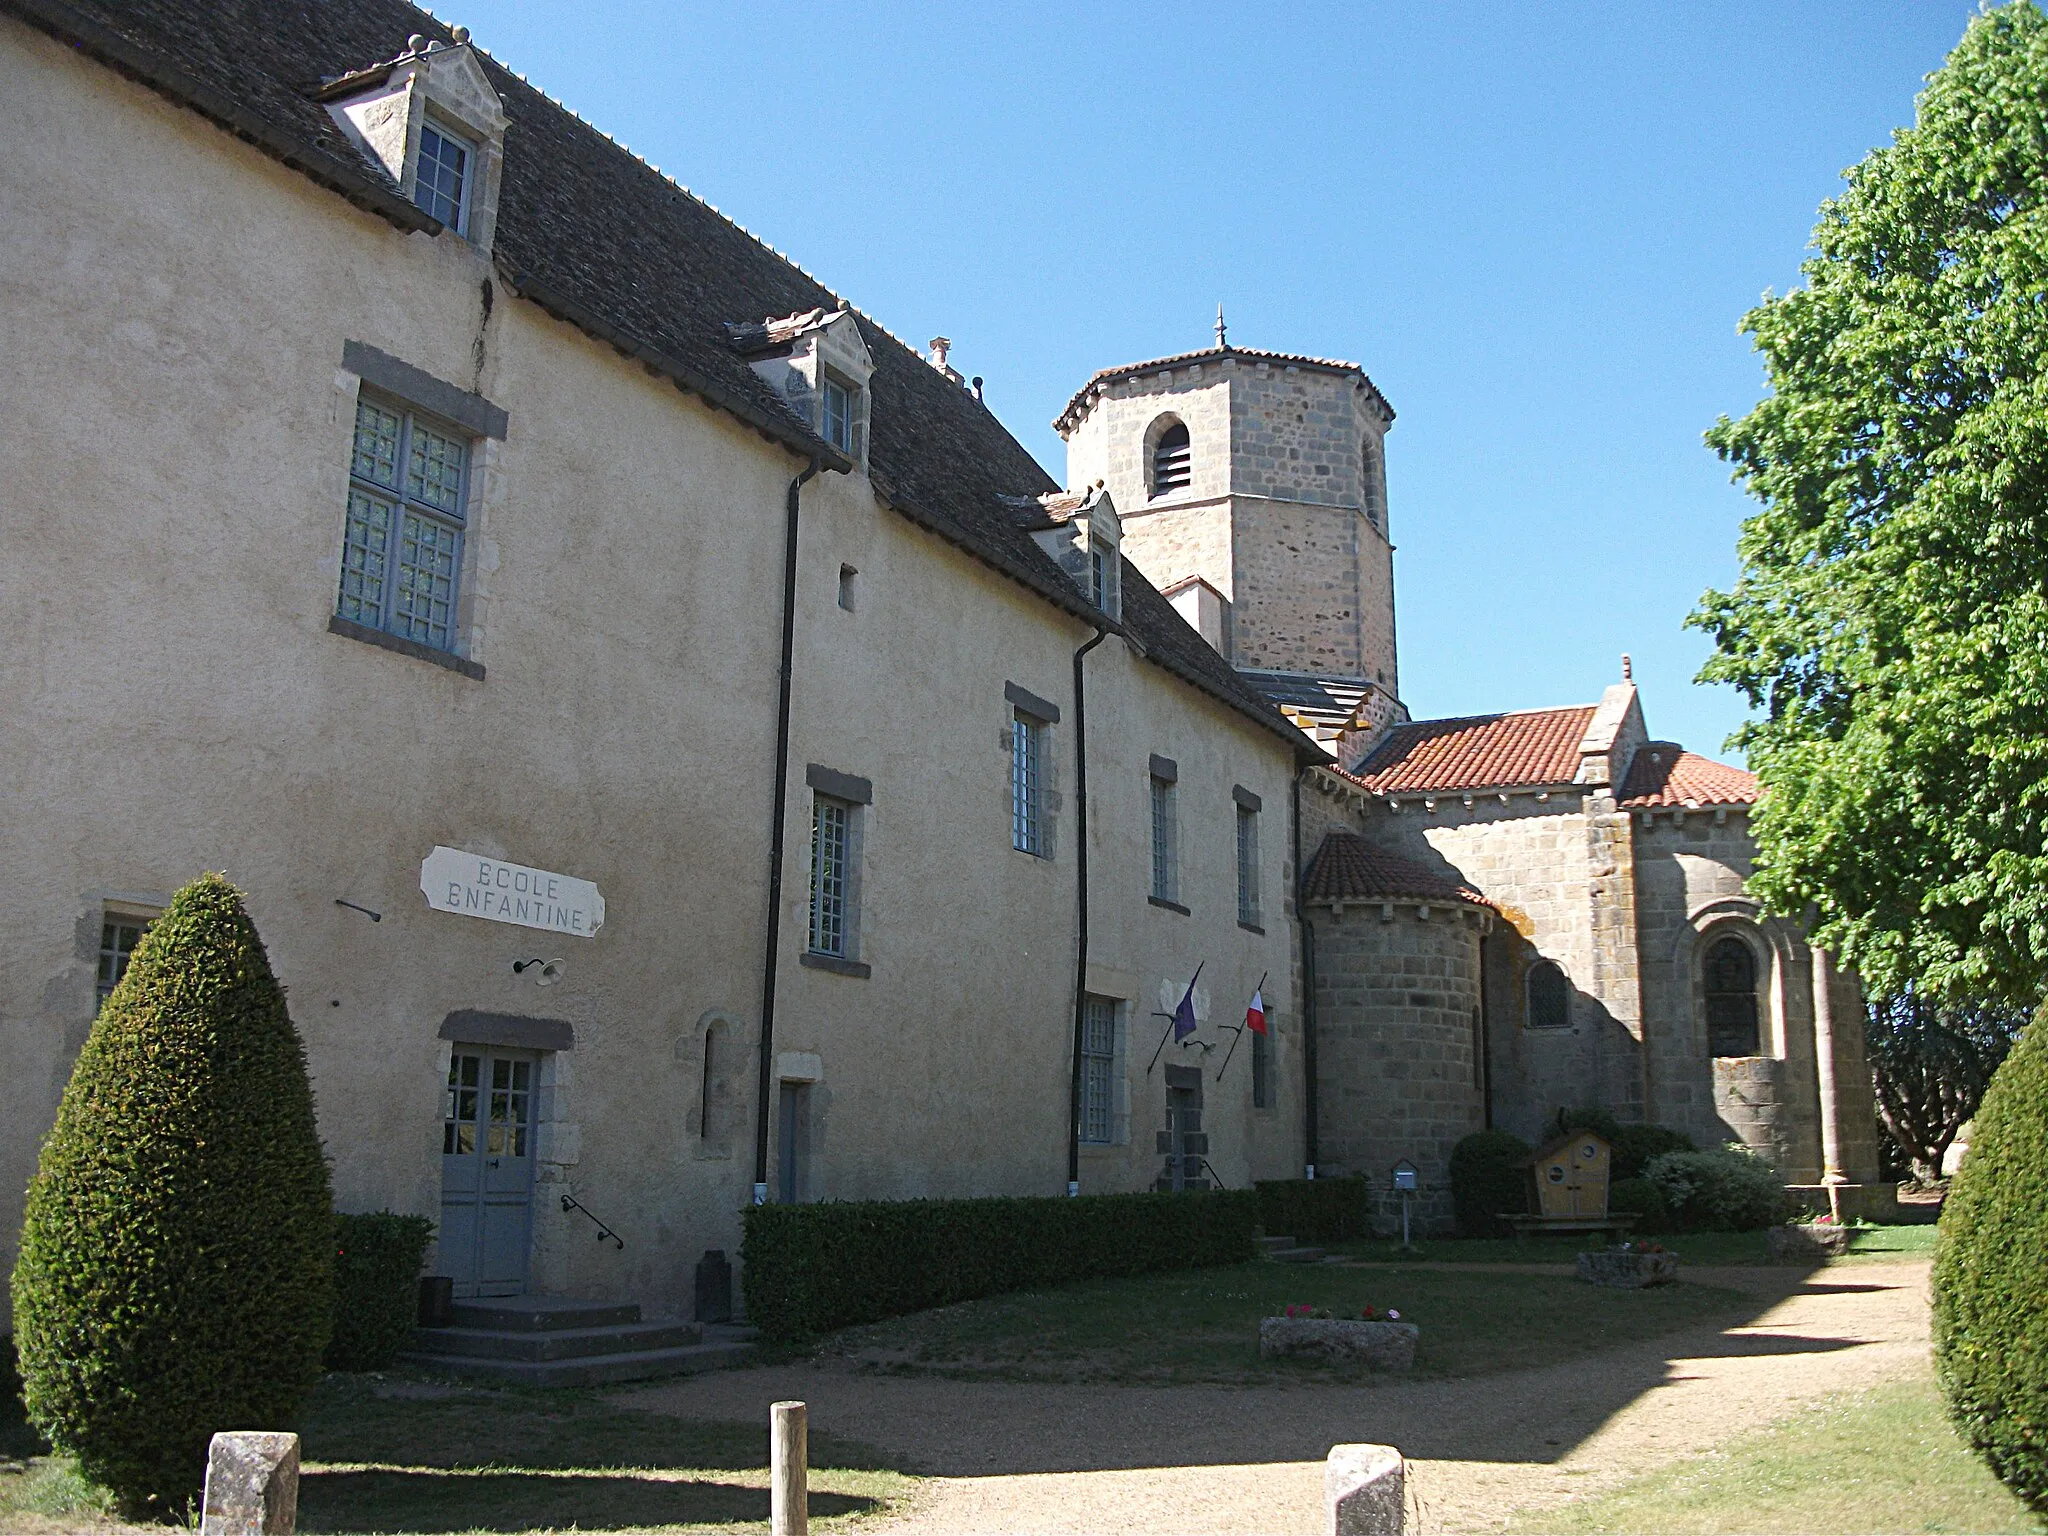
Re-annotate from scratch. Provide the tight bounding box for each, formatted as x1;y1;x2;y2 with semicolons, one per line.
1326;1443;1405;1536
200;1431;299;1536
771;1400;808;1536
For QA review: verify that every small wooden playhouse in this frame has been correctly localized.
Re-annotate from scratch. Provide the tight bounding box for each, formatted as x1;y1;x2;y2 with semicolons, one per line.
1504;1130;1632;1241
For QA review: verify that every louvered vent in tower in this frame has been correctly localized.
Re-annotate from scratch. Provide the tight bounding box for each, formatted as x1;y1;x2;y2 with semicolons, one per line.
1151;423;1192;495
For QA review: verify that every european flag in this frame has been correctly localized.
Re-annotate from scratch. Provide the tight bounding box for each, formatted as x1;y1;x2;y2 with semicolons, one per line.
1172;969;1200;1041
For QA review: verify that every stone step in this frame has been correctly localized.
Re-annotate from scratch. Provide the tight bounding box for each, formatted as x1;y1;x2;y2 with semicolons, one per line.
412;1318;701;1362
447;1295;642;1332
1270;1245;1327;1264
403;1333;756;1388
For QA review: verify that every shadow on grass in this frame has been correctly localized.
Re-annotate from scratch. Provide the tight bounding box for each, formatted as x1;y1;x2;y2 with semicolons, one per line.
297;1469;878;1534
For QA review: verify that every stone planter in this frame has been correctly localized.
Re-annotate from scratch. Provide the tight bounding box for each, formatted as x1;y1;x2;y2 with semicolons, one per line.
1769;1222;1852;1261
1258;1316;1418;1372
1576;1250;1679;1288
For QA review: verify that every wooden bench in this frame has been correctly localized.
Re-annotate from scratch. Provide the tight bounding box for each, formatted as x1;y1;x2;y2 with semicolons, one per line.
1503;1215;1636;1245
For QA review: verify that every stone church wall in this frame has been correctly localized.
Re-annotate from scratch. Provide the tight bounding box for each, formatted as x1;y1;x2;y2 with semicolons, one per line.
1307;902;1485;1230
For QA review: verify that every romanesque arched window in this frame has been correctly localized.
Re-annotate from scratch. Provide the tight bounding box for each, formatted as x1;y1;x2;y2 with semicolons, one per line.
1150;420;1191;496
1704;936;1761;1057
1527;960;1570;1030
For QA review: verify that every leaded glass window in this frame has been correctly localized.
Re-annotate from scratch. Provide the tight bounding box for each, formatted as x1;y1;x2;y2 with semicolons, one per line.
97;917;151;1004
414;121;472;231
1150;775;1179;902
1011;713;1044;856
1080;994;1120;1144
341;393;468;653
809;796;851;957
1528;960;1570;1030
1705;937;1762;1057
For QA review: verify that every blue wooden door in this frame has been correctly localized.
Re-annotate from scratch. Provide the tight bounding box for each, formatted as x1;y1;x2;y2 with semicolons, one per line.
439;1048;538;1297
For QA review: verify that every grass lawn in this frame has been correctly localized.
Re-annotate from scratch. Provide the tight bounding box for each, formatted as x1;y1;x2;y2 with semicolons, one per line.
1331;1223;1939;1268
819;1257;1762;1384
1501;1378;2034;1535
0;1373;918;1535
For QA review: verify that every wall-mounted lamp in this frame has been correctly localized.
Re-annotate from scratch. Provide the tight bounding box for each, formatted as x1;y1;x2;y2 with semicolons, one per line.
334;898;382;922
513;957;565;986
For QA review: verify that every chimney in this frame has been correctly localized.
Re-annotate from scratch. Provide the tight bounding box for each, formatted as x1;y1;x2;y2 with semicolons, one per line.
928;336;952;371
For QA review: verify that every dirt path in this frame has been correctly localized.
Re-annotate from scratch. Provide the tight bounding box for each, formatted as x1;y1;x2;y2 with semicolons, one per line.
620;1262;1932;1535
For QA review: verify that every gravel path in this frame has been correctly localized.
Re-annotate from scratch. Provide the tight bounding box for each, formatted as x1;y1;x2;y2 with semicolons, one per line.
619;1261;1932;1535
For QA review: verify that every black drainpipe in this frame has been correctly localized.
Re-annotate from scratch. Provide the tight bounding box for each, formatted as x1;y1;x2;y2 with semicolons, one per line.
1294;767;1319;1180
753;457;822;1205
1065;625;1109;1196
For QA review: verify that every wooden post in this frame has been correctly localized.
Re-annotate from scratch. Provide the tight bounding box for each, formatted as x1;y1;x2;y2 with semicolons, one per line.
771;1399;808;1536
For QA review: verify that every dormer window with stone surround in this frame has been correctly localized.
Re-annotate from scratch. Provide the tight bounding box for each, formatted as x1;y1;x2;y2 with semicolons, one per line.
729;310;874;469
1021;486;1121;620
318;32;508;252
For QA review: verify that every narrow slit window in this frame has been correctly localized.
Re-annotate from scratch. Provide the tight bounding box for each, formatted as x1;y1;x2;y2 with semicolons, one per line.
1150;775;1179;902
1236;804;1260;926
1080;995;1120;1144
808;796;851;957
1012;713;1045;855
699;1025;719;1140
1251;1026;1271;1109
838;564;858;612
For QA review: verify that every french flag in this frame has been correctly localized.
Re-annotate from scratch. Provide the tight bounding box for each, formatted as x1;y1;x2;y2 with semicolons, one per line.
1246;986;1267;1035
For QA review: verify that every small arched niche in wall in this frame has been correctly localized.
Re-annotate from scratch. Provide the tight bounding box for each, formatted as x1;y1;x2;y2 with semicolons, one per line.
678;1008;749;1160
1526;959;1571;1031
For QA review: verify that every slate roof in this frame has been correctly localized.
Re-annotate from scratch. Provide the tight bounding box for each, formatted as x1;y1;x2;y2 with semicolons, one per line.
1301;833;1490;909
1620;744;1758;809
1349;706;1598;795
1238;671;1374;736
8;0;1323;762
1056;344;1395;435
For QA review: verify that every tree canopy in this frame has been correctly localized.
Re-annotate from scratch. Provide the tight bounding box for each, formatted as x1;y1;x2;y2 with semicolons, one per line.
1694;1;2048;1005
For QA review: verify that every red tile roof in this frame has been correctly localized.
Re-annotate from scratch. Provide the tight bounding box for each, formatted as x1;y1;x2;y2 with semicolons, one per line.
1620;745;1757;809
1054;344;1394;434
1348;707;1597;795
1301;834;1491;908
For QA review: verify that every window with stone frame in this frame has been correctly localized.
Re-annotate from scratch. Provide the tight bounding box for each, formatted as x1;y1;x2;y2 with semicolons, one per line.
97;913;154;1004
339;392;470;654
1704;935;1762;1057
821;370;860;456
1150;774;1180;903
808;794;854;958
1236;803;1260;927
1526;959;1570;1030
1079;994;1125;1144
1251;1024;1272;1109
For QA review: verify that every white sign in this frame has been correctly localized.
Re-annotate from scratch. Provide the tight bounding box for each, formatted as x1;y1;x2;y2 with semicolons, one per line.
420;847;606;938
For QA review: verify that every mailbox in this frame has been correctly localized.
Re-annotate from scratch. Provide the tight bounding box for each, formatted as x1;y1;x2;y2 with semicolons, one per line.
1391;1159;1419;1193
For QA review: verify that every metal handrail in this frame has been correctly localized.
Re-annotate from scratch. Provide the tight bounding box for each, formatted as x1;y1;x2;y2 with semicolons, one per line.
560;1193;624;1249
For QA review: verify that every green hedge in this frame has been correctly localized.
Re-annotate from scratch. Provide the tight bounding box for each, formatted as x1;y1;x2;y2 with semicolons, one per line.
1935;1007;2048;1515
327;1212;435;1371
741;1189;1258;1340
1255;1177;1372;1243
1450;1130;1533;1237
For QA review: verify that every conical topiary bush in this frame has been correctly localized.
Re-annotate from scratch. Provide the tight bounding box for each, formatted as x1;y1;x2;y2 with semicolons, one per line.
11;873;334;1517
1933;1005;2048;1515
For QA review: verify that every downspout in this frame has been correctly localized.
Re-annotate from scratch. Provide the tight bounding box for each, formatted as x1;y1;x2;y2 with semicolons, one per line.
1065;625;1110;1196
753;457;822;1204
1294;767;1319;1180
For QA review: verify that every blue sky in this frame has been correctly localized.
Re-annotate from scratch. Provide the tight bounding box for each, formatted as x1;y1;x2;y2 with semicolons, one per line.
451;1;1981;759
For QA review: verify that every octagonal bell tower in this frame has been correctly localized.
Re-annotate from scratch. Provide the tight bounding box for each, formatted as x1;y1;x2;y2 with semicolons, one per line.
1056;326;1402;742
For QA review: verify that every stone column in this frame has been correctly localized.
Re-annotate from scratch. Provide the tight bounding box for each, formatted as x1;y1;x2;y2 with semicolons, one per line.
1810;945;1847;1220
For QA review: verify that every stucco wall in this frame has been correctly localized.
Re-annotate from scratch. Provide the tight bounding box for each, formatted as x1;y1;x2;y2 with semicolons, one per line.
0;19;1307;1320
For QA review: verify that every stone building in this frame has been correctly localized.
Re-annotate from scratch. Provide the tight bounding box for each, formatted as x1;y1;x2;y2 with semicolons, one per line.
1069;345;1892;1229
0;0;1317;1332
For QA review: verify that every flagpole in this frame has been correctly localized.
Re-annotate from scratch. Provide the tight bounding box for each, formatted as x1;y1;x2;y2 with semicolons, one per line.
1144;1013;1176;1075
1146;961;1205;1074
1215;972;1268;1082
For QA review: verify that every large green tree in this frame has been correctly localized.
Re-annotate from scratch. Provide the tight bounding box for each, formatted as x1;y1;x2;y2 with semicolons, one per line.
1693;1;2048;1005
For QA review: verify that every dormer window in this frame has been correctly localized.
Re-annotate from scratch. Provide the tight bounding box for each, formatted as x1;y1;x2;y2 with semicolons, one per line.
1149;419;1192;496
319;34;508;254
732;309;874;469
415;120;474;231
1090;538;1118;615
